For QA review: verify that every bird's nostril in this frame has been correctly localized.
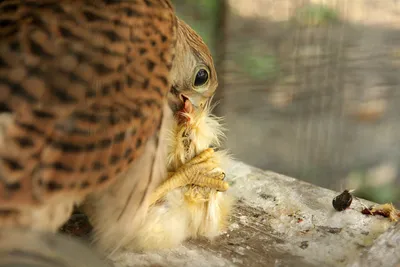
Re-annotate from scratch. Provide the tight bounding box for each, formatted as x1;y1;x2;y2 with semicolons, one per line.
180;94;189;103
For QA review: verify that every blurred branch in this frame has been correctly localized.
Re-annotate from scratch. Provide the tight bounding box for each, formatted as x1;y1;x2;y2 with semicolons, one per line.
213;0;228;117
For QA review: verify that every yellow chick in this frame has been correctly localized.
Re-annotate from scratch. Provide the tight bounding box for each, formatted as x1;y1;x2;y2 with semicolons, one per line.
80;15;231;256
125;100;234;251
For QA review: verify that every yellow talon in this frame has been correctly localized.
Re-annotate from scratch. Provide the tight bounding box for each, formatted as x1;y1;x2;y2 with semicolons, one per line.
149;150;227;205
185;148;214;166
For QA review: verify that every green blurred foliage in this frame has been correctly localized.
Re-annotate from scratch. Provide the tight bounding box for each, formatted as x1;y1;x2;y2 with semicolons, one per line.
348;170;400;205
292;4;340;26
239;52;279;80
356;185;400;205
171;0;218;54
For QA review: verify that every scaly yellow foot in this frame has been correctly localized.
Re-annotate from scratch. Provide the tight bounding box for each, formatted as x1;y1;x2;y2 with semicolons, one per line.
149;148;228;205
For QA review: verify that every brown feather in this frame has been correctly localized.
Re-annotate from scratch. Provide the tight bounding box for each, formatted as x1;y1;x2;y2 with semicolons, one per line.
81;13;226;254
169;18;218;101
0;0;176;228
81;103;173;255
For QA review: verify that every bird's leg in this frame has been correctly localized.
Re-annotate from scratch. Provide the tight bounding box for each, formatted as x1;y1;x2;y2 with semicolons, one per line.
149;148;228;205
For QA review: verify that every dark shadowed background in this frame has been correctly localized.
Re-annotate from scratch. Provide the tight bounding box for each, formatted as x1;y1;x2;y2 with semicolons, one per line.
171;0;400;206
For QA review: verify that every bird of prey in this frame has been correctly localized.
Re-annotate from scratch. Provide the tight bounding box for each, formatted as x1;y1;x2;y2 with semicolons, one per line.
0;0;227;254
81;18;230;254
107;90;234;252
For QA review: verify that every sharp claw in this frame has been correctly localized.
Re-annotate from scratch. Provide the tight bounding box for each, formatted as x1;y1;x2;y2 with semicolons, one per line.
216;181;229;192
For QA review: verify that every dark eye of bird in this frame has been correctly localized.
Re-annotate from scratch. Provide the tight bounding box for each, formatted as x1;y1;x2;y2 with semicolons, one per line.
194;69;209;87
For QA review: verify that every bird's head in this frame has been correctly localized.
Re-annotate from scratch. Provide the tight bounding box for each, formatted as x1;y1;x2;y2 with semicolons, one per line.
168;18;218;115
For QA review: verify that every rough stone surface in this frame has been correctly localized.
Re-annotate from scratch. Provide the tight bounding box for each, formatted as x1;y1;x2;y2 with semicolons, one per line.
111;161;399;267
350;221;400;267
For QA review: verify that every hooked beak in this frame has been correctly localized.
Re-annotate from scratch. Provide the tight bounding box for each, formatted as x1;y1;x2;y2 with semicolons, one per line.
181;94;207;109
169;86;208;113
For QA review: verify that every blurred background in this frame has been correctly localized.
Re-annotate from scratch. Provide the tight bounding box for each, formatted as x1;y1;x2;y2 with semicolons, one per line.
171;0;400;206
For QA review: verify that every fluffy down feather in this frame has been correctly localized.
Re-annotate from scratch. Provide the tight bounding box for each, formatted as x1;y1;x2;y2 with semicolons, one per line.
123;101;234;251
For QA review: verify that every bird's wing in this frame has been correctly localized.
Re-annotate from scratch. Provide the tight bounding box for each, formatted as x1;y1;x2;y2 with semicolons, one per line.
0;0;177;210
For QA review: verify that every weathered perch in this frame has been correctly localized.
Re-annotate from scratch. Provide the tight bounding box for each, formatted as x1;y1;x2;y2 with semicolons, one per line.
110;161;400;267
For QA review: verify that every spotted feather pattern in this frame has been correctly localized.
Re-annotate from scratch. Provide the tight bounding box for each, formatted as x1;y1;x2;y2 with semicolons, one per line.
0;0;177;215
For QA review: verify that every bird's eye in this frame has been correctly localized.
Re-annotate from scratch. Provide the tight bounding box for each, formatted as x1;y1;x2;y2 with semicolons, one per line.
193;68;209;87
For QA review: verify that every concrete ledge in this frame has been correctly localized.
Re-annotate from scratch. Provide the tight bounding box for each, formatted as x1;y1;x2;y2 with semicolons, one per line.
351;221;400;267
111;161;399;267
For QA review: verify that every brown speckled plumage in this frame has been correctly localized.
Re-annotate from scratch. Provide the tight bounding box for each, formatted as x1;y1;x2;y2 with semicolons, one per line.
0;0;177;227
